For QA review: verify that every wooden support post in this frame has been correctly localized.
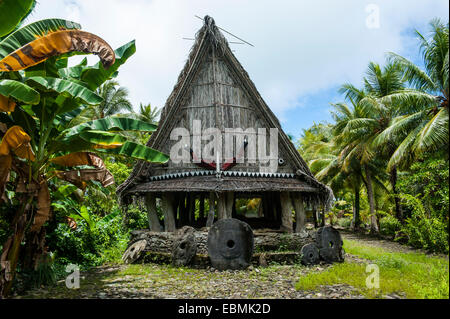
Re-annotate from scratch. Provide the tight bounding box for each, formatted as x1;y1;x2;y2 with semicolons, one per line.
225;192;234;219
180;193;188;226
174;193;182;228
161;193;176;232
312;207;318;228
206;192;215;227
321;206;326;227
144;193;161;232
231;193;237;218
257;199;263;217
262;194;271;220
188;194;195;224
199;194;205;219
279;192;293;233
275;192;282;224
292;193;306;234
217;192;227;220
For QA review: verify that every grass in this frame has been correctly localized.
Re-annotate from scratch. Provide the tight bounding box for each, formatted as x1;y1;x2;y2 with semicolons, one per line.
296;239;449;299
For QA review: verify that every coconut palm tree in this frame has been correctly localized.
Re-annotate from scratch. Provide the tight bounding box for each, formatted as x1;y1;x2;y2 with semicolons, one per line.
71;80;133;125
300;123;365;230
138;102;160;124
94;80;133;118
345;61;406;222
375;19;449;170
329;99;383;233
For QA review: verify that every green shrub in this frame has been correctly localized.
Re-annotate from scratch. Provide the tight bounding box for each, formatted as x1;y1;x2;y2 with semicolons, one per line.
379;215;401;237
125;205;150;230
47;210;130;269
337;217;352;228
399;194;449;254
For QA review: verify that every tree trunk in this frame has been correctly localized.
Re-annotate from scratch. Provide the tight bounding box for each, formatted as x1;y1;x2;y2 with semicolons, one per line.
1;194;33;298
390;165;404;223
161;193;176;232
364;165;379;233
351;185;361;230
206;192;215;227
279;192;293;233
144;193;161;232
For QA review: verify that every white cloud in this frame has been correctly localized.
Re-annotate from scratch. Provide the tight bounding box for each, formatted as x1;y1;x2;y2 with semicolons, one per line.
27;0;449;119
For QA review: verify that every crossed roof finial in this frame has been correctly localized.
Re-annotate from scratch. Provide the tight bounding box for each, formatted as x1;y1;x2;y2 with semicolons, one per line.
204;15;215;27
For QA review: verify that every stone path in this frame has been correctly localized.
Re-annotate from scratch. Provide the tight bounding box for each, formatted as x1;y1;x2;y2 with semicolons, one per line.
15;262;364;299
14;230;428;299
340;229;449;259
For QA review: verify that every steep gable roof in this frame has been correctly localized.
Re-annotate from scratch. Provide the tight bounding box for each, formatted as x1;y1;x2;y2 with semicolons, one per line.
117;16;333;209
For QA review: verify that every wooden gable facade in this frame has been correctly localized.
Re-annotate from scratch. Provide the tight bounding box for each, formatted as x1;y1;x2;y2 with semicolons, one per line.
117;16;333;233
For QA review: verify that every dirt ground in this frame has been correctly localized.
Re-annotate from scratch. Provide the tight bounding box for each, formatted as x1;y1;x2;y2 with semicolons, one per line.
12;231;438;299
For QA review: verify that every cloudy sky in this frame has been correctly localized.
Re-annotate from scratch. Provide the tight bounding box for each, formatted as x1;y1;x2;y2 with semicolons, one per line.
26;0;449;139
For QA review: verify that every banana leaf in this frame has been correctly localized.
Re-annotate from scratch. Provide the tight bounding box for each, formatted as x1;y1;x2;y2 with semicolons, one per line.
0;155;12;204
30;180;51;232
0;19;81;60
56;168;114;190
54;106;86;127
0;125;35;160
49;136;94;154
25;76;102;113
58;57;88;79
97;210;120;226
95;141;169;163
65;216;77;230
78;206;95;230
78;130;128;149
52;184;78;200
0;29;115;72
80;40;136;90
0;79;40;106
24;56;67;78
0;0;36;37
51;151;105;168
11;105;37;136
62;117;157;137
0;95;15;112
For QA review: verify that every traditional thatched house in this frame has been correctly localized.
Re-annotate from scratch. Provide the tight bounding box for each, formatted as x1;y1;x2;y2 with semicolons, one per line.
117;16;333;234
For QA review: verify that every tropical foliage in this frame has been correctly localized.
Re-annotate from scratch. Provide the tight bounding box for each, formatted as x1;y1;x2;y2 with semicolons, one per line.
0;6;169;297
299;19;448;251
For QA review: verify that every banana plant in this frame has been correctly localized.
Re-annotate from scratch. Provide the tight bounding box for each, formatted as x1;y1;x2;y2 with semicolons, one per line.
0;16;168;297
0;0;36;38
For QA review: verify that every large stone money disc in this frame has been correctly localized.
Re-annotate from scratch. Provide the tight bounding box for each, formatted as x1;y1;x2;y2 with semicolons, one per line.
207;218;254;270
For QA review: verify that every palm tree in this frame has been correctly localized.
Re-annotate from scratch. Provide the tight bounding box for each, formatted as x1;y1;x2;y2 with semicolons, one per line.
329;99;383;233
72;80;133;125
347;61;406;222
93;80;133;119
300;123;365;230
375;19;449;170
137;103;160;124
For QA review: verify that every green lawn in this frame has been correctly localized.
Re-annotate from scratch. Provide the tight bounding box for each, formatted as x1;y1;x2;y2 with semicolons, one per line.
296;239;449;299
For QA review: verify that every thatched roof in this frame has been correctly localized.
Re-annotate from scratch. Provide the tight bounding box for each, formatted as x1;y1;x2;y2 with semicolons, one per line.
117;16;333;210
